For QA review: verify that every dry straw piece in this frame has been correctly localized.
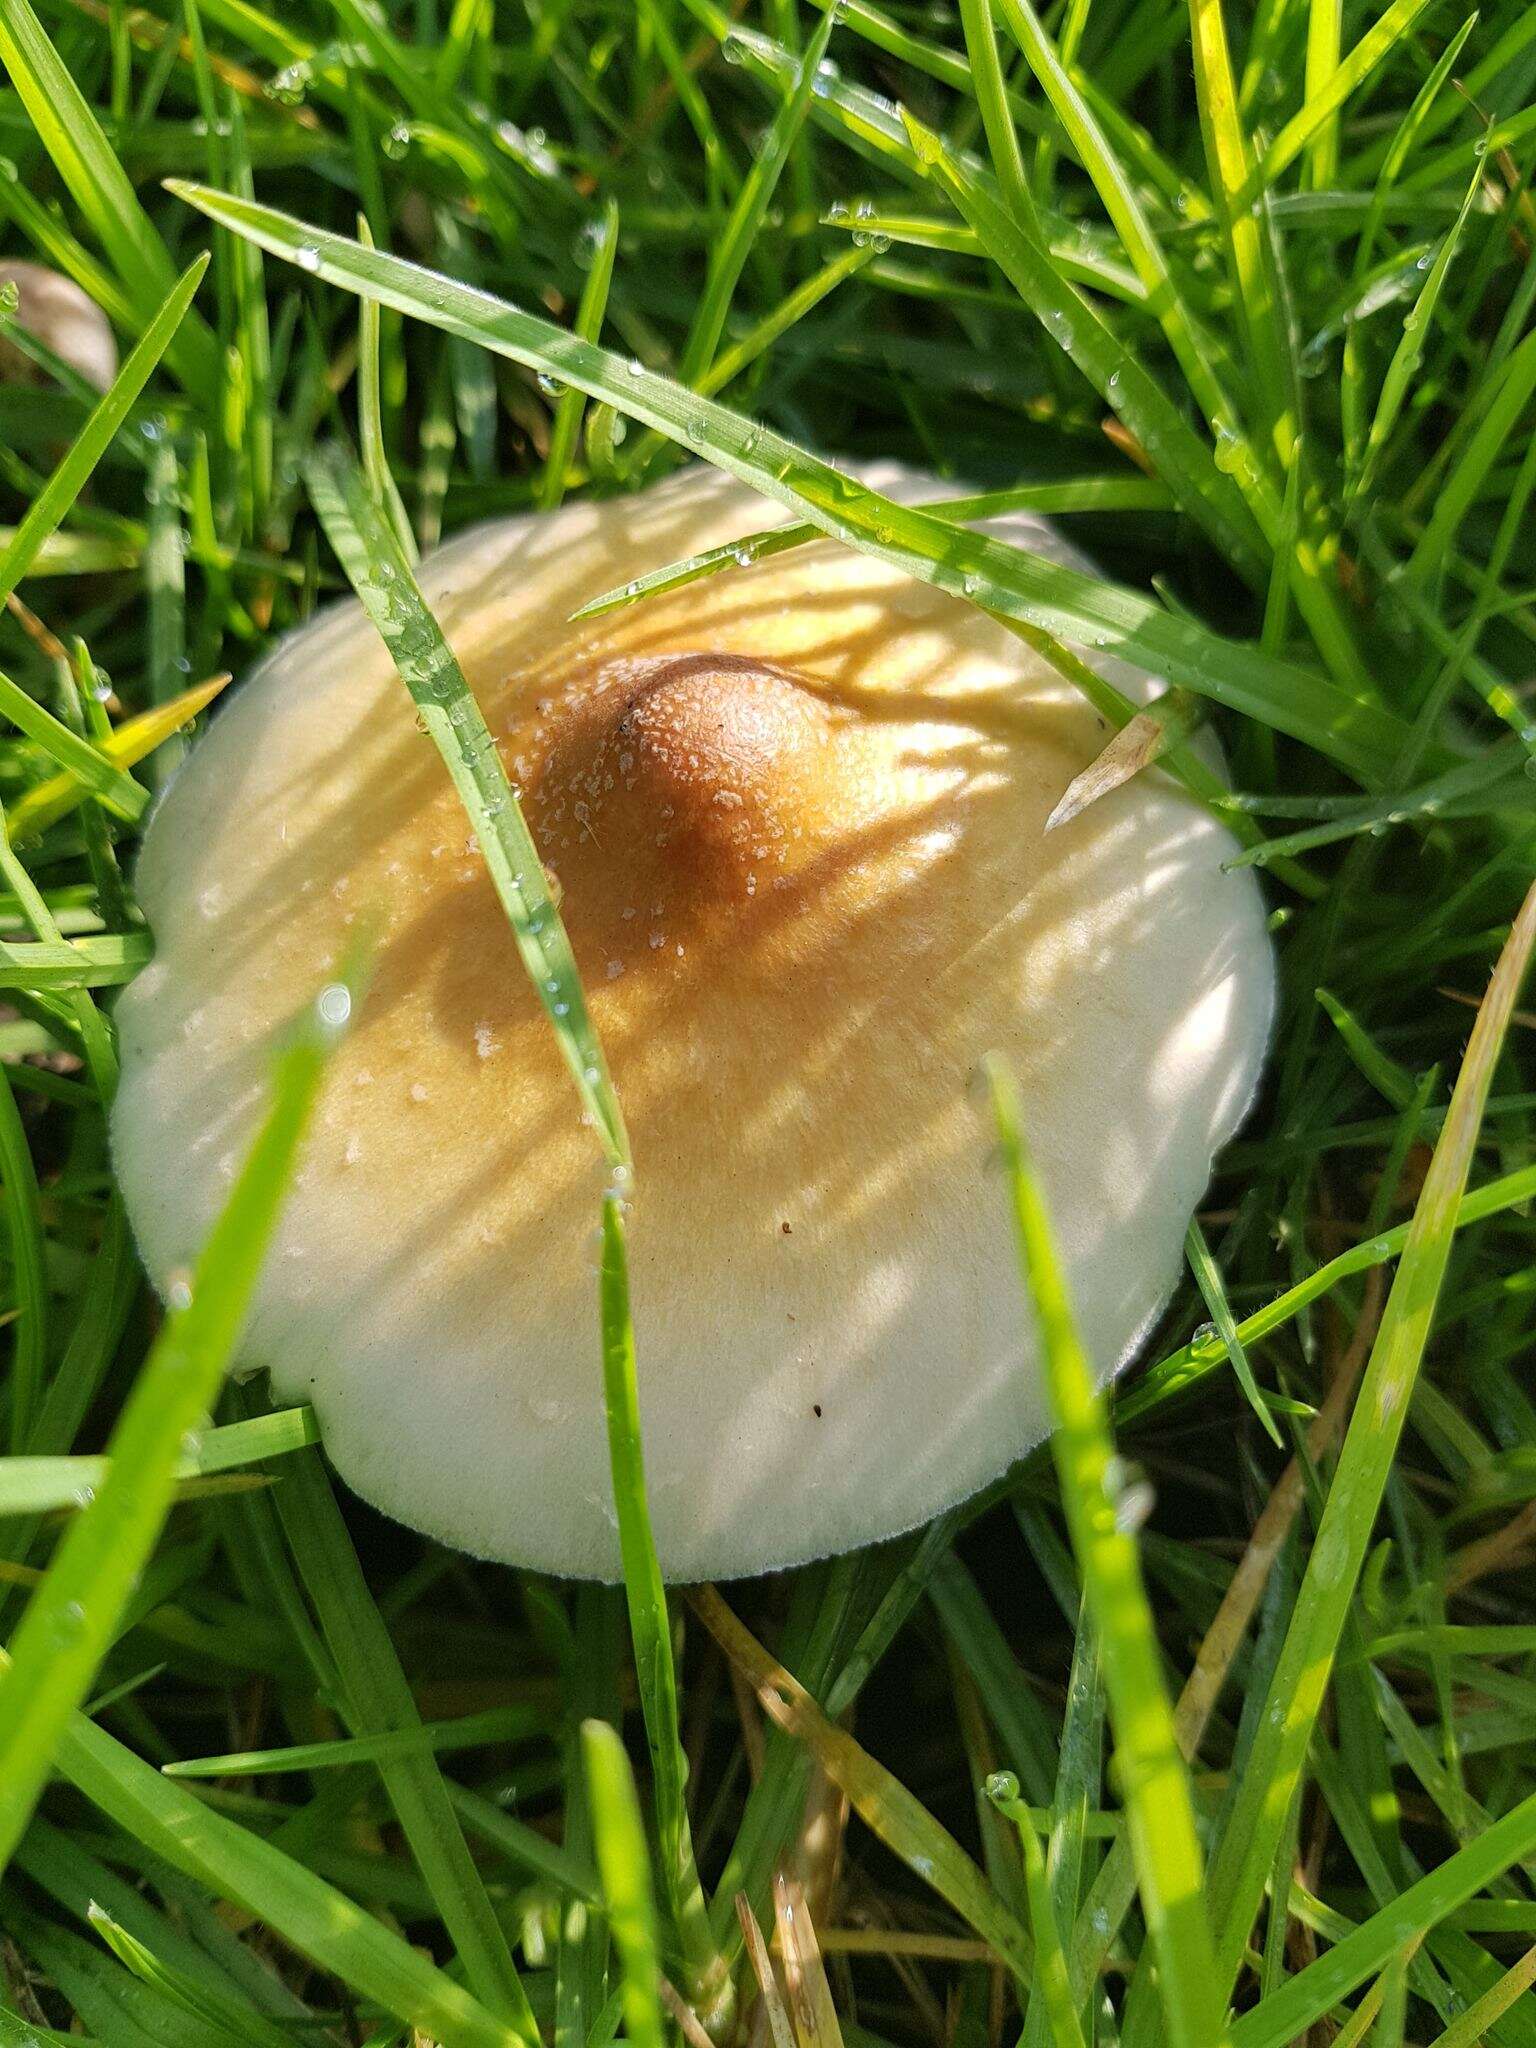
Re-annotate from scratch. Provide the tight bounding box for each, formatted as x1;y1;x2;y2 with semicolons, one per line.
112;464;1274;1580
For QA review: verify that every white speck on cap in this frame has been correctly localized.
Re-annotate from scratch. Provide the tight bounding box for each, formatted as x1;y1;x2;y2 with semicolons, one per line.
111;463;1275;1581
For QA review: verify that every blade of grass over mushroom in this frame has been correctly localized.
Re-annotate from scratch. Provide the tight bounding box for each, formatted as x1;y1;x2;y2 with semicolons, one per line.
582;1719;667;2048
303;442;628;1168
985;1057;1228;2048
167;190;1413;784
0;0;219;402
597;1192;729;2031
689;1582;1035;1987
0;967;352;1876
570;480;1175;623
1204;879;1536;2004
539;200;618;512
0;253;210;614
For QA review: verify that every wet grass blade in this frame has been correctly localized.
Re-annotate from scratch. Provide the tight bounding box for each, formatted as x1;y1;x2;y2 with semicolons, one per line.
304;440;628;1168
166;188;1415;784
571;480;1172;623
1206;880;1536;2003
988;1780;1089;2048
896;105;1265;585
0;673;149;826
1120;1159;1536;1420
1185;1219;1282;1446
0;972;349;1874
0;1408;319;1516
676;6;836;388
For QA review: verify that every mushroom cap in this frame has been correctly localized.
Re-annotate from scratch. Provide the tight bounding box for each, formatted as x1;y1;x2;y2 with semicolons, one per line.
0;262;119;393
112;463;1274;1582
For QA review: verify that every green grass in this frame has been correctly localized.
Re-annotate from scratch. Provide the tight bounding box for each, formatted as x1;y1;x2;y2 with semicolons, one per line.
0;1;1533;2044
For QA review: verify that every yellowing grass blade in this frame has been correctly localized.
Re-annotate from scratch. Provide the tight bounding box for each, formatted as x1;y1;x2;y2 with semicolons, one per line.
7;673;229;843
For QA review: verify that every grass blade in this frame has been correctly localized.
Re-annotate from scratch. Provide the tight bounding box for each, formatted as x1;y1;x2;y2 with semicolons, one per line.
583;1718;668;2048
598;1191;729;2031
0;254;209;613
44;1697;521;2046
1244;0;1440;202
0;1059;46;1447
266;1450;537;2037
1184;1218;1283;1446
538;201;619;511
6;674;229;844
0;969;350;1874
897;105;1266;584
1229;1787;1536;2048
676;6;836;388
986;1056;1227;2048
304;440;628;1167
989;1780;1089;2048
0;0;218;401
1120;1159;1536;1420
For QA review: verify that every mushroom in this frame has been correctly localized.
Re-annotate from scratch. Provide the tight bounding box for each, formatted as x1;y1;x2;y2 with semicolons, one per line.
0;262;118;392
111;463;1274;1582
